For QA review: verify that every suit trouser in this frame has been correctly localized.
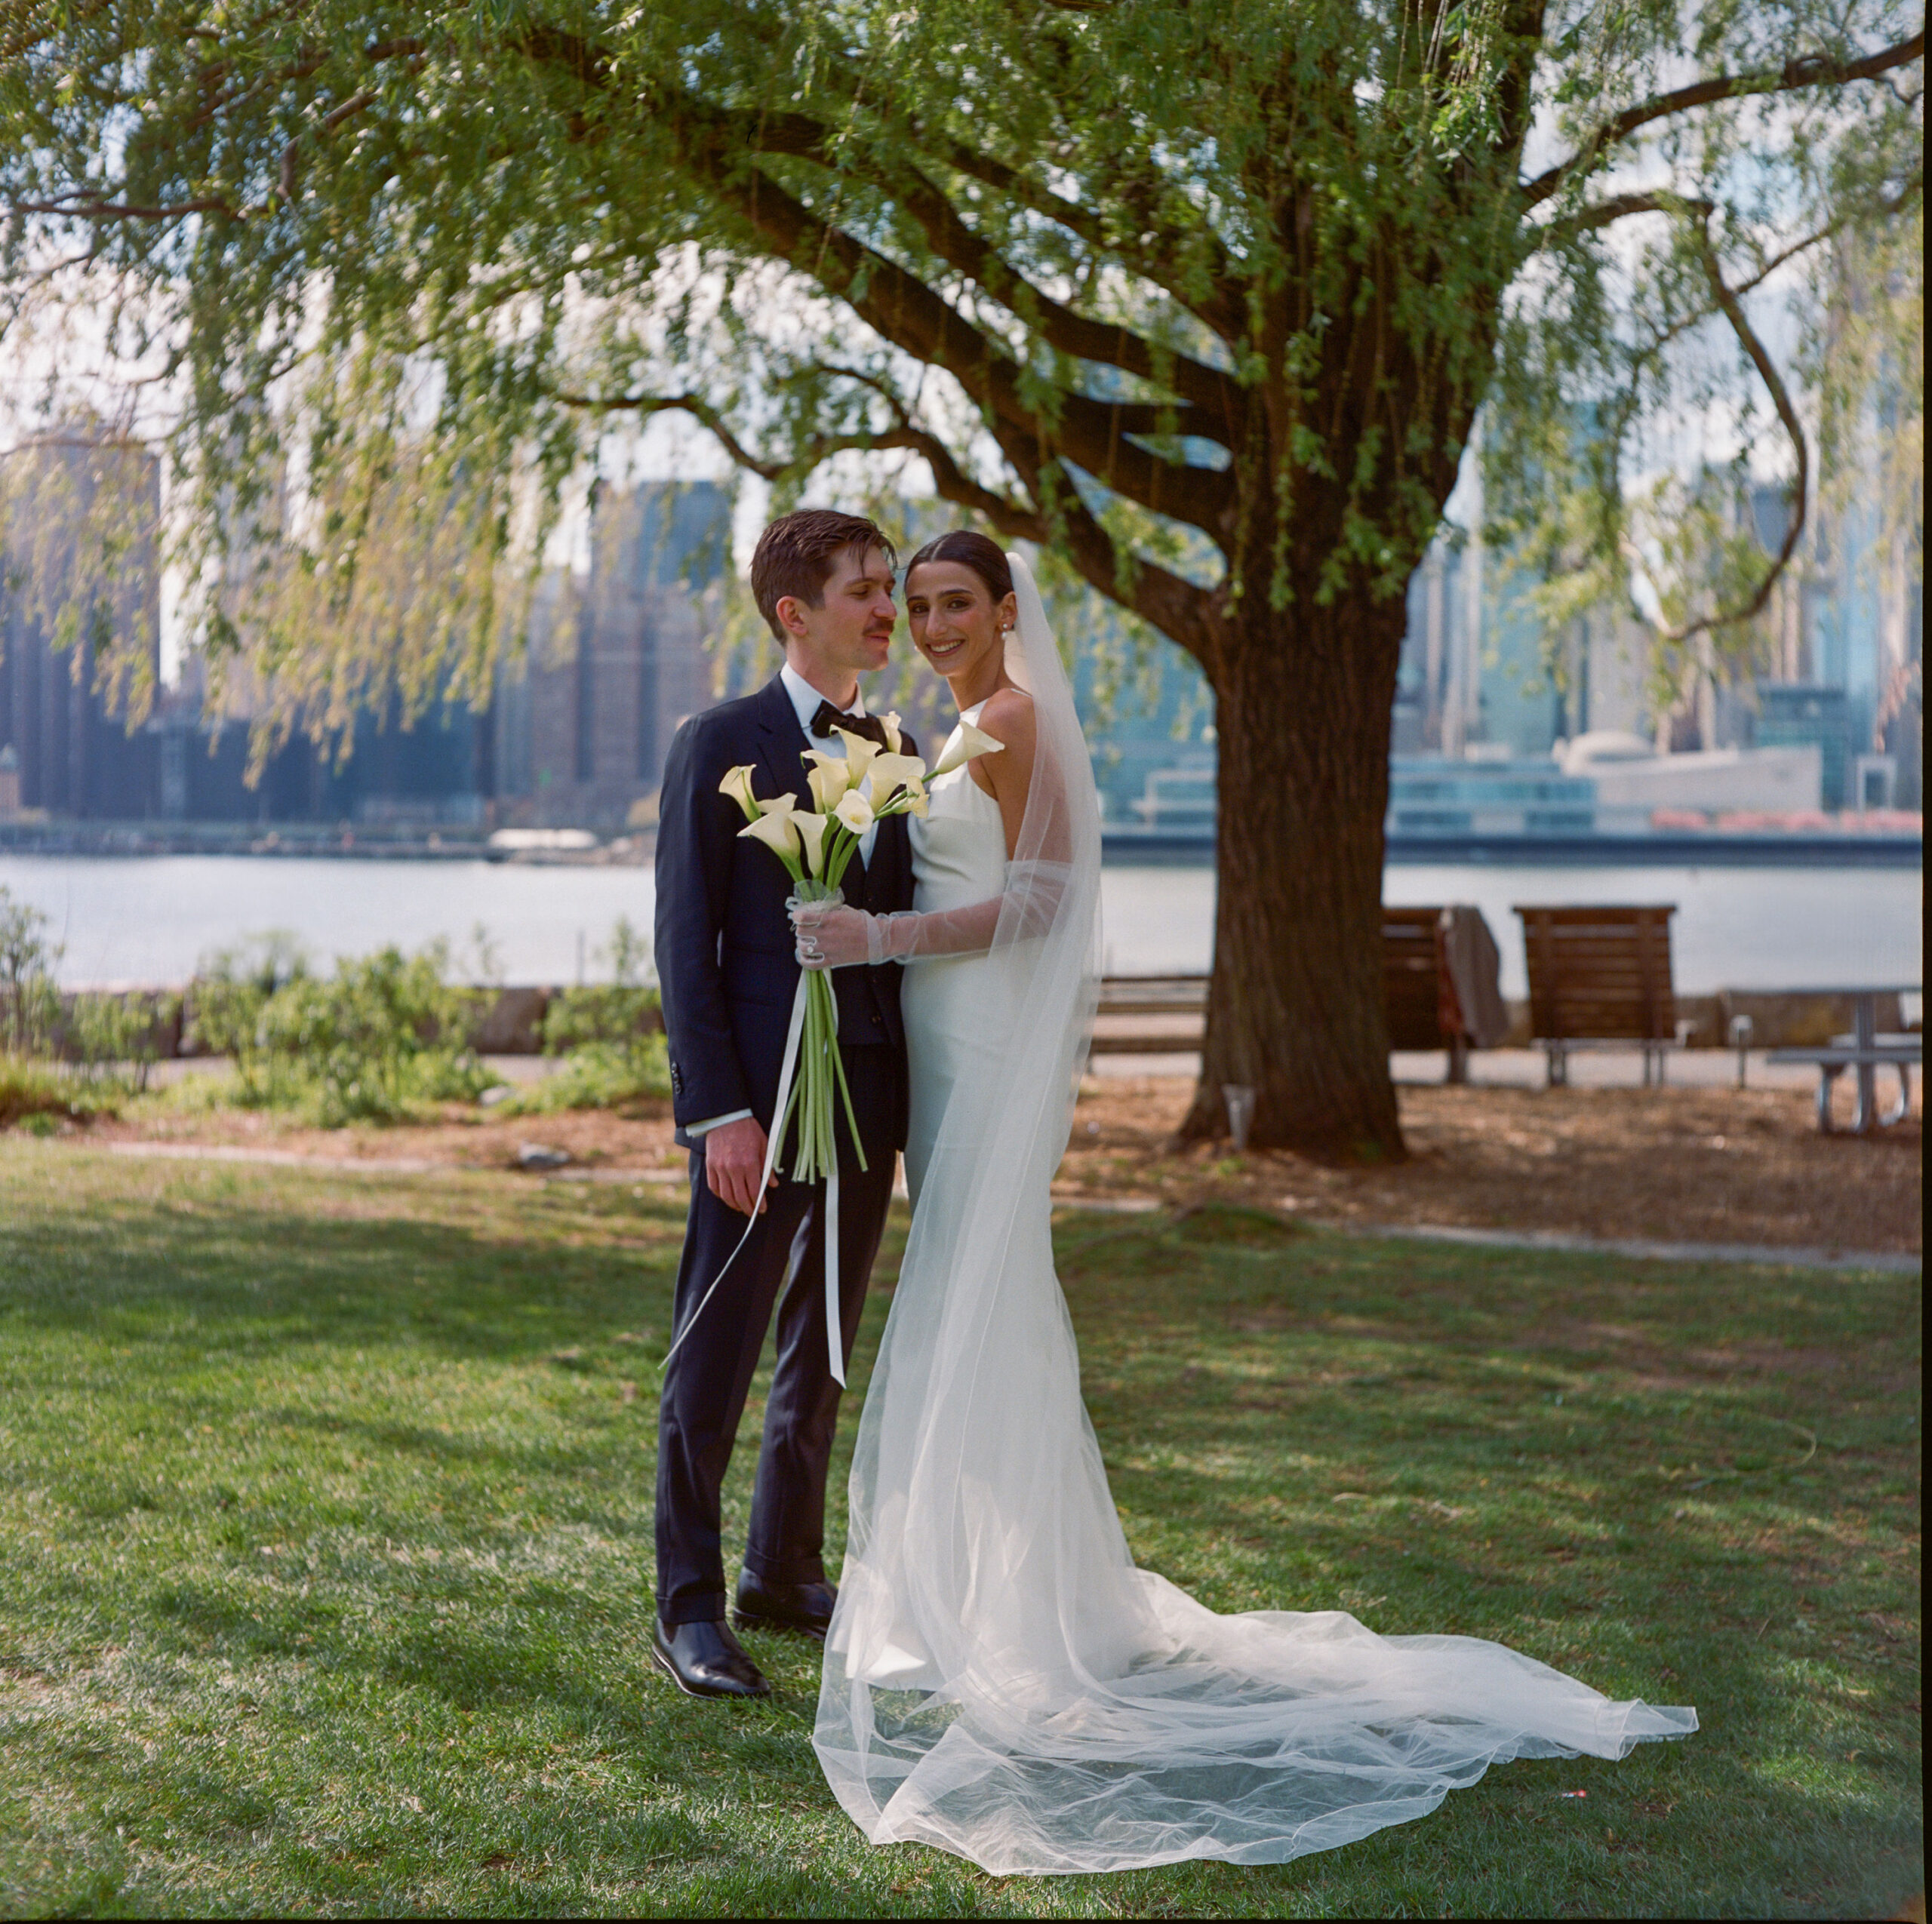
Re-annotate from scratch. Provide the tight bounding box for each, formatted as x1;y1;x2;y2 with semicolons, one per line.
654;1123;895;1627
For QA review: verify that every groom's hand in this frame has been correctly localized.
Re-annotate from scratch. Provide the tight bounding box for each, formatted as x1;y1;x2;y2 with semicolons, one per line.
704;1116;776;1216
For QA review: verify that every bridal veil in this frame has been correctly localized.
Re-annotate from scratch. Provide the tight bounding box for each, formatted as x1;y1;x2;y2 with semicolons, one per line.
811;552;1695;1876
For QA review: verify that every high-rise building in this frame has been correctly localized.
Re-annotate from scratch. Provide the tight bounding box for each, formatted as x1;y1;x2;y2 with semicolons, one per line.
495;483;729;830
0;433;162;818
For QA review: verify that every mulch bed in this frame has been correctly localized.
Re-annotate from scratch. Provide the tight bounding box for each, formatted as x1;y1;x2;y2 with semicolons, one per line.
1060;1077;1922;1256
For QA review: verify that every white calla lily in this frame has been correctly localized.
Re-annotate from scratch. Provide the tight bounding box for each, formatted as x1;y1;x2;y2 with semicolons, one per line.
792;809;832;877
756;793;798;818
879;711;904;753
863;751;928;808
832;788;875;838
738;807;803;871
833;727;881;782
718;764;761;820
931;721;1006;777
804;751;851;811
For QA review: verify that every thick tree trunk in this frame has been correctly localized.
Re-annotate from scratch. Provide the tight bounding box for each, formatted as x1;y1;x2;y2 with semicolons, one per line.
1178;584;1409;1160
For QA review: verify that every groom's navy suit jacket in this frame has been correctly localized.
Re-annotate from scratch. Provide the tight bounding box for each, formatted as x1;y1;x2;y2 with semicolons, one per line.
654;673;915;1162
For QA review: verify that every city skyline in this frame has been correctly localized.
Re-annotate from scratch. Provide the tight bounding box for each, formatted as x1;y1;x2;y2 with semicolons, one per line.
0;445;1921;834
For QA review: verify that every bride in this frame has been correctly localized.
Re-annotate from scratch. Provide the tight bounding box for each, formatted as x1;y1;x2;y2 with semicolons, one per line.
787;534;1694;1876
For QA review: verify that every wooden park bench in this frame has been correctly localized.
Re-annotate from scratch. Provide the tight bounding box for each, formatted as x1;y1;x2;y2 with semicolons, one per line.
1089;908;1506;1080
1515;903;1682;1087
1382;906;1508;1083
1089;976;1208;1055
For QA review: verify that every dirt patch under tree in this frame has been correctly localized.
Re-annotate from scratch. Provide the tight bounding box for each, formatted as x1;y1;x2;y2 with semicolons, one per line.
78;1071;1921;1258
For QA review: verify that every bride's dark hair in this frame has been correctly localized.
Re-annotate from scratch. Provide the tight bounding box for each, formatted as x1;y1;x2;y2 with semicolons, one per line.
905;529;1013;603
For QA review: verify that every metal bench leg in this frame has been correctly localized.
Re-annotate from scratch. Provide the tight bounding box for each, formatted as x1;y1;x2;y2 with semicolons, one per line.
1881;1063;1910;1128
1446;1035;1469;1086
1815;1066;1838;1134
1854;1060;1877;1134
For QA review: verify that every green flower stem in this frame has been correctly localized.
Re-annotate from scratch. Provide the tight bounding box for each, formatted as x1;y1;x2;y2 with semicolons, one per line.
827;996;869;1175
784;790;921;1180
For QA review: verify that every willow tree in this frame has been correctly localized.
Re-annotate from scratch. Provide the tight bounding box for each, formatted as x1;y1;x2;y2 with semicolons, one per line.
2;0;1920;1155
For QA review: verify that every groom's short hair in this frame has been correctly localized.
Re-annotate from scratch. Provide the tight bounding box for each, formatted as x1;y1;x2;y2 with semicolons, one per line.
751;511;896;637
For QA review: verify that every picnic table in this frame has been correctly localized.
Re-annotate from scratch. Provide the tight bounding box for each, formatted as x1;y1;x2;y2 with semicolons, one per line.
1766;985;1921;1134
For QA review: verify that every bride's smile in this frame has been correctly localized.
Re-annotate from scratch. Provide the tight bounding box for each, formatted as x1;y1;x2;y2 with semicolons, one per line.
905;561;1017;708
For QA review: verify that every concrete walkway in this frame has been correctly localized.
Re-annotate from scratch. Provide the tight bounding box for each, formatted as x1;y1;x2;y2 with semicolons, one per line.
1341;1219;1919;1275
1089;1044;1832;1090
102;1139;688;1184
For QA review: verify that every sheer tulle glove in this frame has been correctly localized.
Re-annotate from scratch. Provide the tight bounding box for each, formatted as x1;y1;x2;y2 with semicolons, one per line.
790;895;1005;970
788;901;877;970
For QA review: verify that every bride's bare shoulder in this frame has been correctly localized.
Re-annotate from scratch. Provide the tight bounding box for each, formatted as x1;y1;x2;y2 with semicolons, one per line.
978;686;1036;748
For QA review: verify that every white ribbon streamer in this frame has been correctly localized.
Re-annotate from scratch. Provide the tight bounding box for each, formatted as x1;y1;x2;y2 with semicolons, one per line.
661;971;846;1388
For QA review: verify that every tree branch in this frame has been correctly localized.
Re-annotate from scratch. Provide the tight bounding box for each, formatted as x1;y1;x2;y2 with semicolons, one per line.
694;145;1233;527
1523;32;1926;207
881;116;1246;342
1543;189;1715;234
1651;211;1810;645
568;367;1217;663
548;383;1019;514
1540;175;1921;303
501;29;1241;432
6;194;239;222
885;161;1238;431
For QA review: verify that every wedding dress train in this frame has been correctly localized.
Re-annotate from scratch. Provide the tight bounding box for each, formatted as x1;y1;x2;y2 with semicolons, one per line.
811;557;1695;1876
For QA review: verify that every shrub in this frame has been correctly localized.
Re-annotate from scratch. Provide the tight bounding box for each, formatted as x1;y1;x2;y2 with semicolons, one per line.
0;1058;112;1129
540;983;663;1056
188;933;313;1108
188;933;489;1125
0;887;60;1057
280;942;491;1123
66;991;183;1095
509;1035;672;1114
509;917;669;1114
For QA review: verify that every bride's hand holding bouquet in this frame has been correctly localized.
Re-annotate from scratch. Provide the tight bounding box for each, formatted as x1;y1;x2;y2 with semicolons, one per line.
718;716;997;1180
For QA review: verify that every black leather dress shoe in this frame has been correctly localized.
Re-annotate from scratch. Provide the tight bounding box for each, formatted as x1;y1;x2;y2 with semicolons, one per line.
651;1616;772;1699
734;1575;837;1640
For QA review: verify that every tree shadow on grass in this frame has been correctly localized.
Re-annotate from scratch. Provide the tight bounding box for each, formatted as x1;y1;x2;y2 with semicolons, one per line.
5;1182;1918;1915
0;1198;684;1367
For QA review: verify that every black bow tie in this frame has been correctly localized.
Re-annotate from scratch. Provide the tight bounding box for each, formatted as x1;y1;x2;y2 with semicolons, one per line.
809;700;888;749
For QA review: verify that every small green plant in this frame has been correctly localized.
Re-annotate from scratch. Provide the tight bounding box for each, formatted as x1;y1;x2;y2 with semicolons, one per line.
188;933;488;1124
0;1058;94;1128
280;941;491;1124
512;1034;672;1114
0;885;60;1057
513;917;667;1113
188;933;313;1108
66;990;182;1094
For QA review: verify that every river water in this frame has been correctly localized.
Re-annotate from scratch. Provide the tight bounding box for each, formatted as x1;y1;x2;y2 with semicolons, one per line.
0;853;1919;997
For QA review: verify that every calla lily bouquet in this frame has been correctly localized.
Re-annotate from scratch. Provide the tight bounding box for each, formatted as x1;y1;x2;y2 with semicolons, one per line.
719;712;1003;1184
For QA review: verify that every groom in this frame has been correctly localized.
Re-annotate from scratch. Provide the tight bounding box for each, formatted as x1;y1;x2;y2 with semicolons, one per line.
650;509;915;1699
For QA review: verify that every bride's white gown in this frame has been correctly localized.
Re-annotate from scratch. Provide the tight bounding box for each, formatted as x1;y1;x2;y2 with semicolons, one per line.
813;580;1695;1877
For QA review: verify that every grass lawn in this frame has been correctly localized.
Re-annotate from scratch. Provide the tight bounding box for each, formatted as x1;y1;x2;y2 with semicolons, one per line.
0;1139;1919;1919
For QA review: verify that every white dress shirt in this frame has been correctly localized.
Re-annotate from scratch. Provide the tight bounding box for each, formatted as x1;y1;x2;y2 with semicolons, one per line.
779;660;880;866
688;662;878;1141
